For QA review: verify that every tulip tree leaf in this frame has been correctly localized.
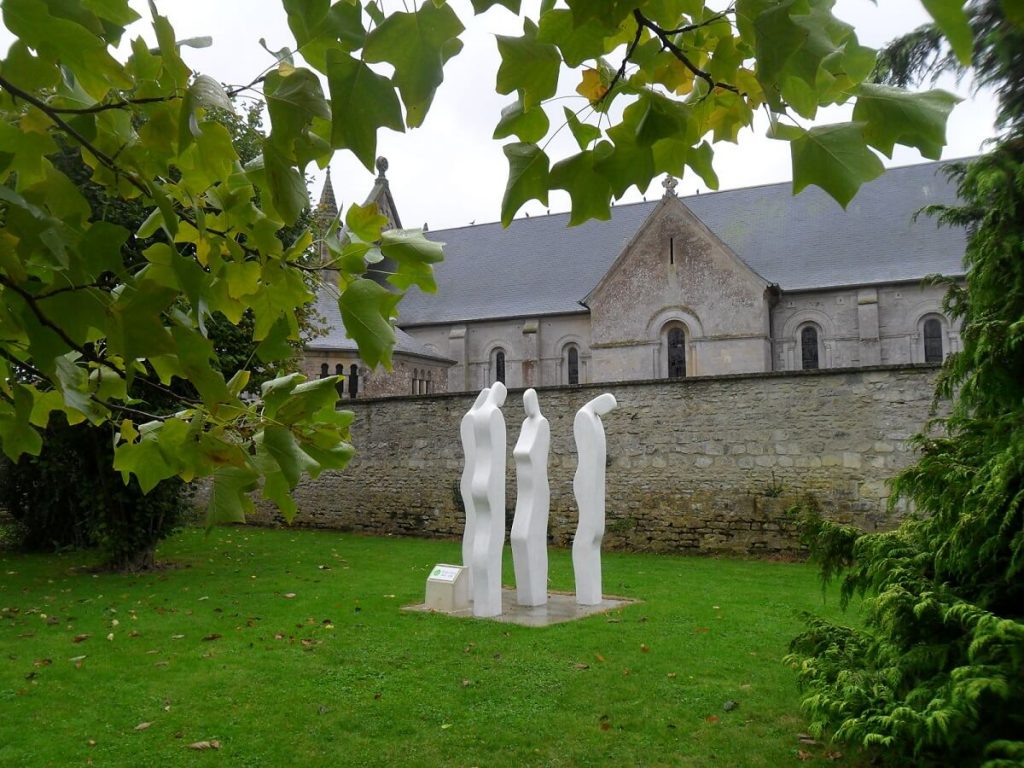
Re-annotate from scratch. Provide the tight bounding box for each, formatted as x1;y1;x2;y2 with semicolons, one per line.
363;1;465;128
790;122;885;208
327;50;405;170
500;142;550;226
852;84;961;159
338;278;402;370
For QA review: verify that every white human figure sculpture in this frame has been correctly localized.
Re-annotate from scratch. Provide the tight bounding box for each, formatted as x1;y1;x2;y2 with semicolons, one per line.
572;393;618;606
460;387;491;595
510;388;551;607
469;381;508;617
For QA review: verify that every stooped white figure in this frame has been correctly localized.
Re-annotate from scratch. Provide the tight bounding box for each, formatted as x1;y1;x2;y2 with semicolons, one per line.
572;393;617;606
460;387;491;595
469;381;508;617
510;389;551;606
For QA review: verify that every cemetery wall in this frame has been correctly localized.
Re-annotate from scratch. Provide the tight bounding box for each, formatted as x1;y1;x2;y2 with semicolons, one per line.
246;365;942;556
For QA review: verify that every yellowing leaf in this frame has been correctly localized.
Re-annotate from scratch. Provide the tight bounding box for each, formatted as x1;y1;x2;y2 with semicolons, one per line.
576;68;608;103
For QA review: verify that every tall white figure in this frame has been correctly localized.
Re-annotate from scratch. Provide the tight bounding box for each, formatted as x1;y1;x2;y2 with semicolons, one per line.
460;387;491;595
510;389;551;607
470;381;507;617
572;393;618;606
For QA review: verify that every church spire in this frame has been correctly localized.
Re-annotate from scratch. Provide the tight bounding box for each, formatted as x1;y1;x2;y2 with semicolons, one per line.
316;167;338;225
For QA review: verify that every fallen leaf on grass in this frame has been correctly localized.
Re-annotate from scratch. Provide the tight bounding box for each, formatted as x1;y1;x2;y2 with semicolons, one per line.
573;663;590;670
705;715;720;724
33;659;52;667
825;750;843;760
796;750;813;760
599;722;611;731
128;630;141;638
72;634;90;643
594;653;606;663
640;643;650;653
461;679;472;688
798;735;820;746
440;723;452;730
667;672;677;679
134;722;152;732
171;634;184;640
87;740;96;747
69;655;86;663
283;593;296;599
694;627;710;634
187;740;220;750
202;634;222;642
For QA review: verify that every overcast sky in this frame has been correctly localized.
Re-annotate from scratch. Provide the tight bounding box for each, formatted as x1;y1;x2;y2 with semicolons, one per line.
2;1;999;231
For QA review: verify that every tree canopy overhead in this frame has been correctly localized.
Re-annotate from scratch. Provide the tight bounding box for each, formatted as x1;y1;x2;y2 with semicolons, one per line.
0;0;977;521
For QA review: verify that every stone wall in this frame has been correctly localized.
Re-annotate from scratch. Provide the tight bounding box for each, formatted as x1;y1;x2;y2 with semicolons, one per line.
248;365;941;556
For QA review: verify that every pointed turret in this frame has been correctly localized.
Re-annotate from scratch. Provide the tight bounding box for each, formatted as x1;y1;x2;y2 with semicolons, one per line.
316;167;339;226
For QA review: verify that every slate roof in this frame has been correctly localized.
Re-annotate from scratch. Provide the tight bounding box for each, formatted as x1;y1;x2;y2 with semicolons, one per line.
396;159;967;327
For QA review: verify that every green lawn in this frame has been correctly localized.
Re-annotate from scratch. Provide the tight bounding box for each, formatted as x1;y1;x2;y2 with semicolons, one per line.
0;527;858;767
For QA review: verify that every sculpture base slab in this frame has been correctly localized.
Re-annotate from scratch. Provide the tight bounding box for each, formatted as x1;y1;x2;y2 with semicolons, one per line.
403;588;638;627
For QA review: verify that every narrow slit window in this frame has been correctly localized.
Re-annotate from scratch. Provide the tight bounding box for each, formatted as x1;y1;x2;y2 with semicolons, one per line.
349;364;359;399
495;350;506;384
320;363;329;378
567;346;579;385
667;328;686;378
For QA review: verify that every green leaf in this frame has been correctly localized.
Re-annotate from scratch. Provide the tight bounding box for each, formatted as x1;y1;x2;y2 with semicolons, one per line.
921;0;974;65
106;278;178;361
852;84;960;160
266;66;331;161
790;122;885;208
189;73;233;112
206;466;259;525
346;201;389;242
493;98;550;144
594;137;654;199
262;139;310;225
500;142;550;227
363;1;465;128
470;0;521;12
550;149;613;225
537;9;609;68
380;228;445;292
326;50;405;170
113;433;177;494
338;277;401;370
563;107;600;150
496;18;561;110
0;384;42;460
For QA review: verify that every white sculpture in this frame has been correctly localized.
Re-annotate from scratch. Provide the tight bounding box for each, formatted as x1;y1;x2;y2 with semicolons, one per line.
510;388;551;606
469;382;507;617
572;393;617;606
459;387;491;594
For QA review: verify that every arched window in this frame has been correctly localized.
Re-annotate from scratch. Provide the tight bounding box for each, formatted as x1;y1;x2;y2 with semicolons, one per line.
412;368;419;395
348;364;359;399
667;326;686;379
567;345;579;385
493;348;506;384
800;325;820;370
335;364;344;396
320;363;329;378
924;317;944;363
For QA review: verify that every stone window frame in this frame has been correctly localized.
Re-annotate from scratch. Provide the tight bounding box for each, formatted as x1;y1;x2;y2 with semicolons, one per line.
781;309;834;371
916;312;949;363
798;322;824;370
335;364;345;397
490;346;507;385
646;306;704;378
663;321;688;379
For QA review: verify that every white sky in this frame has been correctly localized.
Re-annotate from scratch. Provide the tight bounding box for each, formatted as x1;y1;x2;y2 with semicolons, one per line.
2;1;999;231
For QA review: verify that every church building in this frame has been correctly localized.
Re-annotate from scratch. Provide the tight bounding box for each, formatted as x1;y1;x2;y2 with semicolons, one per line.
303;158;965;397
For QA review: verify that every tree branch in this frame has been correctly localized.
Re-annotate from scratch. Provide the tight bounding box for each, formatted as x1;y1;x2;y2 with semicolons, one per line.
46;94;182;115
633;9;740;95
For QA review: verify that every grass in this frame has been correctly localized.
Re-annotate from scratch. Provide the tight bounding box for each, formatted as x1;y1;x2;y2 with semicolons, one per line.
0;527;860;767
